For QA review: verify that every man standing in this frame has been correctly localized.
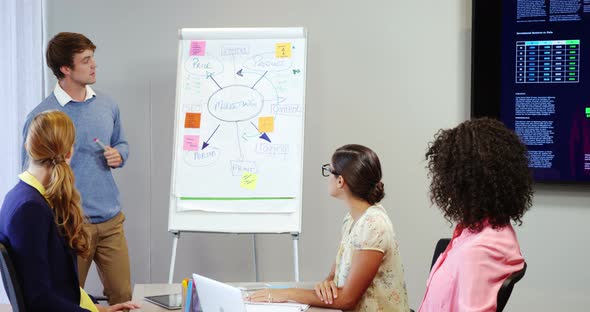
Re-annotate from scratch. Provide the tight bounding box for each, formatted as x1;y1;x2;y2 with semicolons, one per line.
22;32;131;305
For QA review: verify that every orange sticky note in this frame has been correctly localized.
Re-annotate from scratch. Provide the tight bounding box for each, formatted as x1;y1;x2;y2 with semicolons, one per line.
275;43;292;58
240;172;258;190
184;113;201;128
258;116;274;133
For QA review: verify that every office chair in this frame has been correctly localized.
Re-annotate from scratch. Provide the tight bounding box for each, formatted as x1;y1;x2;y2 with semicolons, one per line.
0;242;26;312
427;238;527;312
430;238;451;271
496;261;527;312
409;238;452;312
0;242;109;310
92;295;109;302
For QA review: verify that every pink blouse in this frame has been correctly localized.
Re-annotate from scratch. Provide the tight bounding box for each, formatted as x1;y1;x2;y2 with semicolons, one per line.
418;223;525;312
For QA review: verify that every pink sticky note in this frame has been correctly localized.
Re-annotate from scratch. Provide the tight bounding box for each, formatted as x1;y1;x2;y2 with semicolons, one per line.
183;135;200;151
190;41;206;56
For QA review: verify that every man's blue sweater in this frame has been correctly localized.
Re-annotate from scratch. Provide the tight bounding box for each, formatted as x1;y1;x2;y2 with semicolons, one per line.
22;90;129;223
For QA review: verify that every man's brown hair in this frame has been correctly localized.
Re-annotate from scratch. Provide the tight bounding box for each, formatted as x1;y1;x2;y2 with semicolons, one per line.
46;32;96;79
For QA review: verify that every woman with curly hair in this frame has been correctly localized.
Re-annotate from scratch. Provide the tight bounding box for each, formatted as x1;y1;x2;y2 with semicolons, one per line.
418;118;533;312
0;111;139;312
249;144;409;311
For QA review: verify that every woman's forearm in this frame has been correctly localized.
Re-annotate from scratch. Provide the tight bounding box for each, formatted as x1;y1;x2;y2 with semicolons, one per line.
287;288;356;310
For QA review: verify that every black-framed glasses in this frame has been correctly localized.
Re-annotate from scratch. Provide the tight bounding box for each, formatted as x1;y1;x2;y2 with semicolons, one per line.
322;163;338;177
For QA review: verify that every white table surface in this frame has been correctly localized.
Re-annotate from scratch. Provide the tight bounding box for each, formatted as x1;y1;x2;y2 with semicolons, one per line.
133;282;342;312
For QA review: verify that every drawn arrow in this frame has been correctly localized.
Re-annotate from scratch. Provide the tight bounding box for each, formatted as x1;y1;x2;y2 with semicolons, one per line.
202;124;221;150
241;131;259;141
259;133;272;143
251;71;268;89
250;122;272;143
236;69;243;77
207;72;222;90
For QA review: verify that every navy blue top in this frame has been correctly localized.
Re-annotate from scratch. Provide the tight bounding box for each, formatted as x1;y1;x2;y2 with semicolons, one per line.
0;181;90;311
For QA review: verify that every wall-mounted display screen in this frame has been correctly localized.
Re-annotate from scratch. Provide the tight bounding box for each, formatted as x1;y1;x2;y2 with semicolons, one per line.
472;0;590;183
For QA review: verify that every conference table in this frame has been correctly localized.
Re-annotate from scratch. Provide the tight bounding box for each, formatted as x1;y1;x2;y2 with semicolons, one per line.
133;282;342;312
0;282;342;311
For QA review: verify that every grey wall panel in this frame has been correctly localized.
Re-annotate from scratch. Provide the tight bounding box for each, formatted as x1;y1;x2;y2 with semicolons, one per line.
45;0;590;310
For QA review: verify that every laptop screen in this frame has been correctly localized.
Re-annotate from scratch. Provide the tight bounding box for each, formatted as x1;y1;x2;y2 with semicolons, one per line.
193;273;247;312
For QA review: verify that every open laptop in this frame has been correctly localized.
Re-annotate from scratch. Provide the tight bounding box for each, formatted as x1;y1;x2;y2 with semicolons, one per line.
192;274;307;312
192;273;247;312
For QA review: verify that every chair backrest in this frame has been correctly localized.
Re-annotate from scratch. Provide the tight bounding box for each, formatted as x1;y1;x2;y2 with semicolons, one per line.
430;238;450;271
0;242;26;312
428;238;526;312
92;295;109;302
496;261;527;312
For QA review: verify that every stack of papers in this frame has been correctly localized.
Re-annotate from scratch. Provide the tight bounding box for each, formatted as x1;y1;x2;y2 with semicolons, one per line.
245;301;309;312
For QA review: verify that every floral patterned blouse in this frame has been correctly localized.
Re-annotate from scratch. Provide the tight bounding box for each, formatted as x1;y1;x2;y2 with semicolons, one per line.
334;204;409;312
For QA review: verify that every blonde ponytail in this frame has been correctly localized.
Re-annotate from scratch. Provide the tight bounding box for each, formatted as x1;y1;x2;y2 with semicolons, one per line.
25;110;89;257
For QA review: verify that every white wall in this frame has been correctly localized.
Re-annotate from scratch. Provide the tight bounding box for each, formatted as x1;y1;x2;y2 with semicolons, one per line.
45;0;590;310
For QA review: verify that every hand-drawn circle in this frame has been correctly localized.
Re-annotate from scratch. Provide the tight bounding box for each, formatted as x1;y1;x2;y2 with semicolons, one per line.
207;85;264;122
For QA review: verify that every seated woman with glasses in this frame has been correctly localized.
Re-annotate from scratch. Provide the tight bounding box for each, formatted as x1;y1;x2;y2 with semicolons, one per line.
418;118;532;312
0;111;139;312
249;144;409;311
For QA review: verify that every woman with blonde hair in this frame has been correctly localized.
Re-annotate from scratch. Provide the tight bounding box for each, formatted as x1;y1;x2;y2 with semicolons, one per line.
0;111;138;312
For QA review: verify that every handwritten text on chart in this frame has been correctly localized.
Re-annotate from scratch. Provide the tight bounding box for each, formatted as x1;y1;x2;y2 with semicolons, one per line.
240;172;259;190
272;104;302;115
243;53;292;72
183;105;202;113
230;160;258;176
221;45;250;56
183;148;220;167
208;86;264;122
184;57;224;76
183;75;202;95
255;143;289;155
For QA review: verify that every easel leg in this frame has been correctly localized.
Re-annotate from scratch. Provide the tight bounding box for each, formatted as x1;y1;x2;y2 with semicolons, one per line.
169;231;180;284
252;234;259;282
291;233;300;282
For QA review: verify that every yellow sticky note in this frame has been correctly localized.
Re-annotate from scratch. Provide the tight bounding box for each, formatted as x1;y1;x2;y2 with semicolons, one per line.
240;172;258;190
258;116;274;133
275;43;292;58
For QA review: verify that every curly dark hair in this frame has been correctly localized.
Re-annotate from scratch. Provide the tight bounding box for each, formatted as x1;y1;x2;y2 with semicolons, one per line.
425;118;533;232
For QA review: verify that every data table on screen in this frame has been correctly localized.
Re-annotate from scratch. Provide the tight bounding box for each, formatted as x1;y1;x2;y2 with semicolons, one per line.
515;40;580;83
